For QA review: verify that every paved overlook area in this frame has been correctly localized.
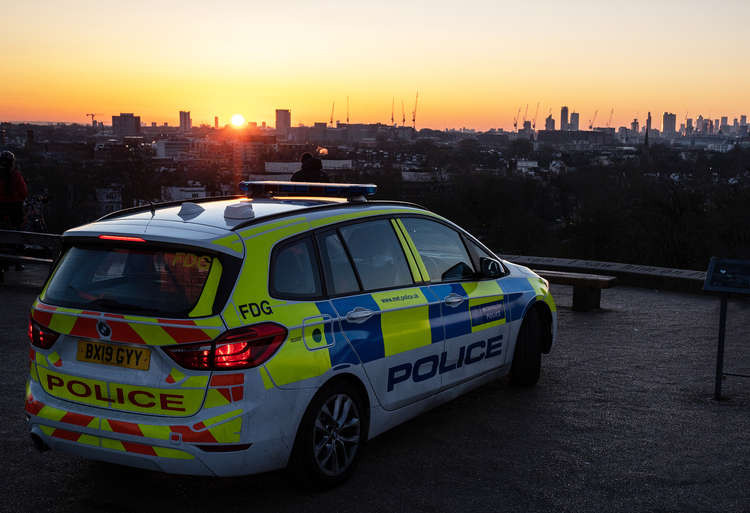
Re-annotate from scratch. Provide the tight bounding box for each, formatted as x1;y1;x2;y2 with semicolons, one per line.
1;265;749;513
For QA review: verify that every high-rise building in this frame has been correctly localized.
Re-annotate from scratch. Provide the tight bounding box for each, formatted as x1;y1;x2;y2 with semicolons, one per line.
179;111;192;132
631;118;639;134
112;113;141;136
720;116;728;131
662;112;677;136
569;112;580;131
741;115;747;127
275;109;291;138
214;116;219;129
560;106;569;131
545;115;555;131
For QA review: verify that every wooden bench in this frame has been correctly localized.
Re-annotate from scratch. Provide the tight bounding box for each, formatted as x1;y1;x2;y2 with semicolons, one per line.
535;269;617;311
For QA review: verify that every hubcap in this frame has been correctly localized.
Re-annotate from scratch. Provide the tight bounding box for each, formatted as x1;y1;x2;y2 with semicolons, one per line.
312;393;361;476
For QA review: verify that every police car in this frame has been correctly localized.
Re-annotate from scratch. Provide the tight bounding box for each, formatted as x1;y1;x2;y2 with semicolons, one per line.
25;181;556;487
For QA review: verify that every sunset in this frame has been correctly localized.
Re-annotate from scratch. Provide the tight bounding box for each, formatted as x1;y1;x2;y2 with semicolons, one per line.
3;0;749;129
2;0;750;510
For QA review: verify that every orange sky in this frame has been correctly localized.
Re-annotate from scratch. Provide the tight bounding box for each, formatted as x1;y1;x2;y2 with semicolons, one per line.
2;0;749;130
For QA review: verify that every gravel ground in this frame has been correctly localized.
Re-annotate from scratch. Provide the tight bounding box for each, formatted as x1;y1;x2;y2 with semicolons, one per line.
1;266;749;513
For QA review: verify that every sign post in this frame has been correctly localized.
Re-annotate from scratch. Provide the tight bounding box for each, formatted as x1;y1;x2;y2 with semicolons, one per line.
703;258;750;400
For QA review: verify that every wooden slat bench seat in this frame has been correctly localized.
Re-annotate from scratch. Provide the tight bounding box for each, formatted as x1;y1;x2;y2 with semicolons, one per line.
535;269;617;311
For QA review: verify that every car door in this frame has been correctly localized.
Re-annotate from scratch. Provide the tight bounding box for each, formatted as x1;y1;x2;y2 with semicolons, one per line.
322;218;444;411
397;217;508;389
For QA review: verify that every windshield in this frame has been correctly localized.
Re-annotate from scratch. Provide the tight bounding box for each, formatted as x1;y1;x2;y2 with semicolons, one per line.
43;245;219;316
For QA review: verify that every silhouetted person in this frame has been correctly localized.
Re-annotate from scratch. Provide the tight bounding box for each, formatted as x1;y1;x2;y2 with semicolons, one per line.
0;151;28;272
0;151;27;230
291;153;329;183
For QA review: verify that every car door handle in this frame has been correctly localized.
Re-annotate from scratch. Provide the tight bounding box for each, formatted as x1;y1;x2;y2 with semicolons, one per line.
444;293;465;308
345;307;375;324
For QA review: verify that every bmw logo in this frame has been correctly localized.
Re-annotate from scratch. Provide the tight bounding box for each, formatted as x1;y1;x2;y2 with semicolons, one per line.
97;320;112;338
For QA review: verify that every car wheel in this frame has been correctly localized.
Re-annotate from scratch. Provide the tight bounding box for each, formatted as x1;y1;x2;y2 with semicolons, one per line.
510;307;542;387
288;382;366;489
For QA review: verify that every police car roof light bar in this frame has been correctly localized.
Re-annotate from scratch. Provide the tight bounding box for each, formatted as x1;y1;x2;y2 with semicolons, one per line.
239;181;377;202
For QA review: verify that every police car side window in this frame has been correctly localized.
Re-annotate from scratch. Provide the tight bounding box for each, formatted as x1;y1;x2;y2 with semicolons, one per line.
339;220;413;291
317;231;360;296
400;218;475;282
270;237;322;299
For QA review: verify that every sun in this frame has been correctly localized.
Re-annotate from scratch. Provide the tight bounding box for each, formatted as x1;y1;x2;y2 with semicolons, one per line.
231;114;245;127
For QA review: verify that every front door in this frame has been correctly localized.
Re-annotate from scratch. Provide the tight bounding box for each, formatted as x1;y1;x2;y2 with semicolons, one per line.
318;220;444;410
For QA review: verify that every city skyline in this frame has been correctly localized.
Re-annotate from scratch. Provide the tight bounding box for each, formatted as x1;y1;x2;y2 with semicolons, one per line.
3;0;749;130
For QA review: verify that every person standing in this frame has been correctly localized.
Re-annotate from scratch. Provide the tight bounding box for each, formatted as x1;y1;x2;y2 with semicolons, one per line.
291;152;329;183
0;151;28;273
0;151;27;229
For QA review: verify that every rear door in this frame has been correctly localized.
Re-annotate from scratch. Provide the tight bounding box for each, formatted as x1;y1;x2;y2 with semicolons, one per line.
31;242;232;417
325;218;443;410
397;217;508;389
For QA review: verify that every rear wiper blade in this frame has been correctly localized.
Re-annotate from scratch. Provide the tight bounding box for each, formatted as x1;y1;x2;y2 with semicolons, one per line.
86;297;152;314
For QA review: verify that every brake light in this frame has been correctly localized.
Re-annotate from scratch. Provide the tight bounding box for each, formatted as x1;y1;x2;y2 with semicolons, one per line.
98;235;145;242
162;342;213;370
163;323;287;370
28;317;60;349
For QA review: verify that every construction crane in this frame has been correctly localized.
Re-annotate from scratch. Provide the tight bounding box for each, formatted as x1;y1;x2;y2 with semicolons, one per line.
522;104;529;124
606;108;614;128
346;96;350;124
401;100;406;126
329;102;335;126
512;106;521;131
85;113;100;126
412;91;419;129
588;109;598;130
531;102;540;130
391;97;395;125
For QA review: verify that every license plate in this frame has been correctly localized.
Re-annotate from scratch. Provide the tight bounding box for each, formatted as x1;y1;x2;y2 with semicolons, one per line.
76;340;150;371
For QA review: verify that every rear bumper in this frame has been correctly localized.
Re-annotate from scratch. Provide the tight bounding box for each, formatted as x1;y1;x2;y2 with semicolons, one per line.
25;378;305;476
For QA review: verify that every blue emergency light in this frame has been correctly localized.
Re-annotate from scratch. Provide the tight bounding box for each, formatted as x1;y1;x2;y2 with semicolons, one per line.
239;181;377;200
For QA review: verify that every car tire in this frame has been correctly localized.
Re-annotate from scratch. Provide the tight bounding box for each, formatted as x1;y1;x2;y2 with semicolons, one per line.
288;381;366;489
510;307;542;387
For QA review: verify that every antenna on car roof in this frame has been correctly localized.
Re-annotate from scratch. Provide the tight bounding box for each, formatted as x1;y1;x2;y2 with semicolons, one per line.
238;181;377;203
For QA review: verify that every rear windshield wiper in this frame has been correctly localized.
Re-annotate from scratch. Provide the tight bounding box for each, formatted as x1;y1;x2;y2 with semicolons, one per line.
86;297;153;314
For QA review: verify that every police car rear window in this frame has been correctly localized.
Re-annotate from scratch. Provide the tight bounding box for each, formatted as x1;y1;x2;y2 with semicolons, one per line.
43;246;218;316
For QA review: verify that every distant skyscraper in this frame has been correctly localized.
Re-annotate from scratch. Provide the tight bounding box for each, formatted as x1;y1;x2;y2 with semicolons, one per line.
275;109;291;138
179;111;192;132
686;118;693;135
545;114;555;131
560;106;569;131
631;118;639;134
720;116;728;131
214;116;219;129
741;115;747;127
112;113;141;136
662;112;677;136
569;112;580;131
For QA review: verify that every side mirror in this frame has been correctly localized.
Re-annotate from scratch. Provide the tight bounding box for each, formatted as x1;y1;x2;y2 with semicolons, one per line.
480;257;502;279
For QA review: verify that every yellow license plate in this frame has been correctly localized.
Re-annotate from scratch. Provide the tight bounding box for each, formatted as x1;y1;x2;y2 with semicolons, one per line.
76;340;151;371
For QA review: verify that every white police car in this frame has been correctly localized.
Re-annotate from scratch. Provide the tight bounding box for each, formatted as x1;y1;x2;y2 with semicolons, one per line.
25;181;556;487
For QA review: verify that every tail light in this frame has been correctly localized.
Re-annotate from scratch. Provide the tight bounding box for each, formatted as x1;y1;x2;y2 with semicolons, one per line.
163;323;287;370
28;317;60;349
